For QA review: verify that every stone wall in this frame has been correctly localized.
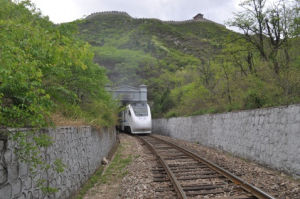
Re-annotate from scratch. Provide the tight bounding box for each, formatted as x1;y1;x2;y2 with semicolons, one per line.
153;104;300;177
85;11;225;27
0;126;117;199
86;11;130;19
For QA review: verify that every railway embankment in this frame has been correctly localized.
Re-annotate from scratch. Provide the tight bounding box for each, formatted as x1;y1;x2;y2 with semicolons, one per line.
153;104;300;178
0;126;117;199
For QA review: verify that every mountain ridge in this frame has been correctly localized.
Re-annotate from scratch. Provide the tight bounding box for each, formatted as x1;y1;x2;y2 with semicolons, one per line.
84;11;225;27
76;10;238;116
76;10;299;118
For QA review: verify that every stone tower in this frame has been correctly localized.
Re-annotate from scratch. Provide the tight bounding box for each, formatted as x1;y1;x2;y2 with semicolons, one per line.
193;13;204;21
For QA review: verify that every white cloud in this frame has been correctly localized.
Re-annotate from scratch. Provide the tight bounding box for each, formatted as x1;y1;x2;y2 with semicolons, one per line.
32;0;82;22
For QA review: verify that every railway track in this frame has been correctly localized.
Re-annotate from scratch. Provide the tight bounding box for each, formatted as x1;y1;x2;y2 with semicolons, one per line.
139;135;276;199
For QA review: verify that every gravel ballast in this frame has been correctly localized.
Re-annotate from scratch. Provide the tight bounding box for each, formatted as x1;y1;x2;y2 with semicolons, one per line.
154;134;300;199
83;133;299;198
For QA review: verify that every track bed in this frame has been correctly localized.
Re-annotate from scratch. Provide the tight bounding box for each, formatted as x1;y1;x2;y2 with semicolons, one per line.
140;135;275;199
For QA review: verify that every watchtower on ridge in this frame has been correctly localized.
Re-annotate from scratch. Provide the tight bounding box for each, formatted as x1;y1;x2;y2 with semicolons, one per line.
193;13;204;21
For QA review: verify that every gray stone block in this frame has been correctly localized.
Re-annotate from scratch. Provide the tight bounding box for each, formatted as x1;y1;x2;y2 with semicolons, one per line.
12;178;22;197
22;176;32;190
18;163;28;177
0;164;7;184
18;193;26;199
0;141;4;151
4;150;12;165
0;126;116;198
0;183;12;199
7;164;18;182
32;189;39;199
6;141;15;150
54;188;62;199
153;104;300;177
26;191;32;199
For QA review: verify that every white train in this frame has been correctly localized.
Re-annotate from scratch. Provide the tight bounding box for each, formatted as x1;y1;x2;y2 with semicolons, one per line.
118;102;152;134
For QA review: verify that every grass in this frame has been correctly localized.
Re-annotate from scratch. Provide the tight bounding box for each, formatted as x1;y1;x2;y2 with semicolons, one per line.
75;166;104;199
100;145;133;184
50;112;87;126
74;143;133;199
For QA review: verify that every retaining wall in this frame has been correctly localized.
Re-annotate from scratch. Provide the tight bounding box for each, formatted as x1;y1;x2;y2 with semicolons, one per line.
0;126;117;199
153;104;300;177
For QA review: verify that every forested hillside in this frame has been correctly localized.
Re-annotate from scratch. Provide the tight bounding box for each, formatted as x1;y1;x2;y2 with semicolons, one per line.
0;0;117;128
77;1;300;118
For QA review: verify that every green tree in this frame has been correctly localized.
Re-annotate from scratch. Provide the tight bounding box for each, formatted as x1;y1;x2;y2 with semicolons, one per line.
229;0;298;74
0;0;118;194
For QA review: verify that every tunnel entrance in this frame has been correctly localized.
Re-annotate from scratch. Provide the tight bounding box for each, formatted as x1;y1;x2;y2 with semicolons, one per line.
105;84;148;105
106;84;150;133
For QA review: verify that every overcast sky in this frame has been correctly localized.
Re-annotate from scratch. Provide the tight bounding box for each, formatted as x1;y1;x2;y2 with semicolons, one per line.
30;0;243;25
30;0;280;32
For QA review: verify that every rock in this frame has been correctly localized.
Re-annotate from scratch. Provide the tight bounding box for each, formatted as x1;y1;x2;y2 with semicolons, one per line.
101;157;108;165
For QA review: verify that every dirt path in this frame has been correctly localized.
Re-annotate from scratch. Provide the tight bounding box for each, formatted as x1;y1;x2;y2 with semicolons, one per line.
83;133;157;199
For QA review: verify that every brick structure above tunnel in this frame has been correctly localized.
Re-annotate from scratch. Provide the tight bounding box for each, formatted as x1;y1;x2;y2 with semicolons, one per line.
106;85;147;104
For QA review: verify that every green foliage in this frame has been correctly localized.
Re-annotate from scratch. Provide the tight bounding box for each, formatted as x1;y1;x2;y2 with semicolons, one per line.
76;5;299;118
12;131;52;168
0;1;117;128
53;159;65;173
0;0;117;194
93;46;155;85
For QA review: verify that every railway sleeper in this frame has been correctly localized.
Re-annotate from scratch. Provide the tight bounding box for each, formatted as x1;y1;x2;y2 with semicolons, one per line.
154;193;177;198
166;160;198;163
152;166;204;172
155;147;174;150
152;171;166;174
151;168;165;172
152;174;167;178
153;174;167;178
167;163;206;167
163;156;191;160
175;171;217;177
172;168;212;173
155;187;175;192
177;174;225;180
182;184;223;191
153;178;170;182
162;154;190;157
233;195;257;199
185;189;225;196
153;166;202;170
142;136;275;199
158;152;186;156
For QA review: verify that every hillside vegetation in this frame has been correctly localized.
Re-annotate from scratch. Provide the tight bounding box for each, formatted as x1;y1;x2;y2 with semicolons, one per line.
0;0;117;128
0;1;120;193
77;1;300;118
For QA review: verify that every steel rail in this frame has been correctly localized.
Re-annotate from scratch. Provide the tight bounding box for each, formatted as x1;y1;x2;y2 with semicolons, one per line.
139;136;187;199
151;135;276;199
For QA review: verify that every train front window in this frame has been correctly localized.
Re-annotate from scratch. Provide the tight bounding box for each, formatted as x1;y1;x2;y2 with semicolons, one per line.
132;103;148;116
